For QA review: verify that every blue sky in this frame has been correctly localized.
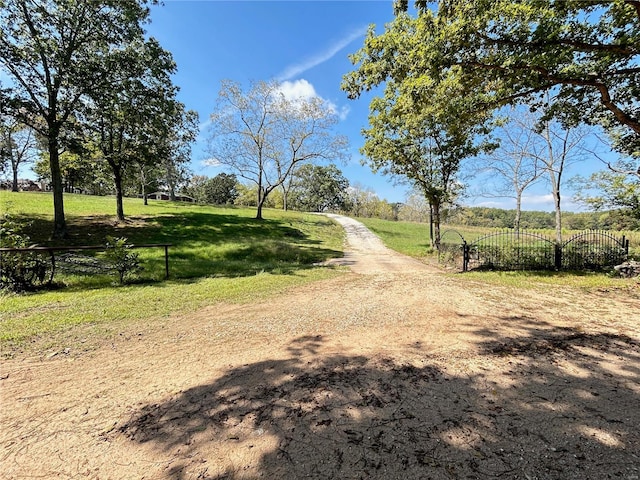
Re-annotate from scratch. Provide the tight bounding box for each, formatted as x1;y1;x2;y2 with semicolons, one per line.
144;0;414;202
144;1;611;211
4;0;613;210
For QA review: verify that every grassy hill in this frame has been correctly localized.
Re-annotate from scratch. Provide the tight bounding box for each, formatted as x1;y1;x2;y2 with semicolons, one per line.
0;191;345;345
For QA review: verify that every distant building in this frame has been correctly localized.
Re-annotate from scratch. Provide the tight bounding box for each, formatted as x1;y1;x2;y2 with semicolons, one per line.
147;192;195;203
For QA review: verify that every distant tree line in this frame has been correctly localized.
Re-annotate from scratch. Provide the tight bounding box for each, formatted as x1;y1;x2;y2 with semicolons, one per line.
445;207;640;232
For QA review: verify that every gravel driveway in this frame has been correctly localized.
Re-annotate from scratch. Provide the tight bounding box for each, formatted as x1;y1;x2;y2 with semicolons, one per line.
1;215;639;480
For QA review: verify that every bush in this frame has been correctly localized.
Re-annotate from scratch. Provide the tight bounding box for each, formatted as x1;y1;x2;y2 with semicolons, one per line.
104;236;142;284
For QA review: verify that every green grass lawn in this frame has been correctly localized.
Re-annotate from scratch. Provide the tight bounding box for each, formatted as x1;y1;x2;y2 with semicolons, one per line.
0;191;346;346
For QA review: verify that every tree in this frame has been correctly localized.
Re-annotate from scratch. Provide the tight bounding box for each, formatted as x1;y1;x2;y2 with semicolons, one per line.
207;79;349;220
289;164;349;213
83;37;187;222
183;175;210;204
343;12;495;246
0;115;38;191
571;159;640;219
33;145;111;195
398;192;430;223
474;109;545;231
394;1;640;158
205;173;239;205
0;0;155;237
535;118;589;242
342;184;396;220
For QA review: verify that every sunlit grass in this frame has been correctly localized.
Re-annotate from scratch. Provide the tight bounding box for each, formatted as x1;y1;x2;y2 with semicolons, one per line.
0;191;346;346
0;268;340;344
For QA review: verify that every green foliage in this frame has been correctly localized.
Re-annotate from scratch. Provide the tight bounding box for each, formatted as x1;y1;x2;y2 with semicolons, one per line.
104;236;142;284
571;162;640;220
396;1;640;150
289;164;349;212
342;10;497;246
202;173;237;205
1;0;160;237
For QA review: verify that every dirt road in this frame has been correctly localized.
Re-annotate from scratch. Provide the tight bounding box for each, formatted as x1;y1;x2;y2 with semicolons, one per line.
1;215;639;479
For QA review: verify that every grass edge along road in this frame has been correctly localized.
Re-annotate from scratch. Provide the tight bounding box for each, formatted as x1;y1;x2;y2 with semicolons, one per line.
0;191;345;348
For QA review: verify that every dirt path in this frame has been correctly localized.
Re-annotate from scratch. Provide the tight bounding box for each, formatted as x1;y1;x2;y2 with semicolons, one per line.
1;215;639;479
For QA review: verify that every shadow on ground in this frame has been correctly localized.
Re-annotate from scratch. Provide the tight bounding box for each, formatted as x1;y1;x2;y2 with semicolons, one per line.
117;326;640;479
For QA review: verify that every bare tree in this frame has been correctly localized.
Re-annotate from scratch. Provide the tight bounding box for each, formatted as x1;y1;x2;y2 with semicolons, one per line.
535;119;590;243
475;106;590;241
207;80;349;220
474;109;545;231
0;117;38;191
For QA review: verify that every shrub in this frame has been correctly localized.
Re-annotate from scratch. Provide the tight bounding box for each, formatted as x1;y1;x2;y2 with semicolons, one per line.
104;236;142;284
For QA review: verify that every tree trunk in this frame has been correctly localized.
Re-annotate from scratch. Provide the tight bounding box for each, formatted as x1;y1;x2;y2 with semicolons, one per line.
48;136;67;239
256;198;264;220
432;200;442;249
553;188;562;244
256;177;265;220
428;202;434;247
514;189;523;232
282;185;288;211
140;166;148;205
11;162;18;192
114;168;125;222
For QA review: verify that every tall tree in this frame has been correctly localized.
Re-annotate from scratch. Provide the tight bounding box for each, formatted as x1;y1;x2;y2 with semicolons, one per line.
343;13;495;246
0;0;155;237
83;37;188;222
207;79;349;220
475;109;545;231
395;1;640;159
535;119;589;243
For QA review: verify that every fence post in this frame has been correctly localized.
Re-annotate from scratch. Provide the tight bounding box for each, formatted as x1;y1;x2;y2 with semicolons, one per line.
554;243;562;270
462;241;469;272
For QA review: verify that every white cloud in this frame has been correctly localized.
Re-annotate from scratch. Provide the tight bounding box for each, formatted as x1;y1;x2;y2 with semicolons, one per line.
201;157;222;168
275;79;348;120
338;105;351;122
277;25;368;81
276;79;319;102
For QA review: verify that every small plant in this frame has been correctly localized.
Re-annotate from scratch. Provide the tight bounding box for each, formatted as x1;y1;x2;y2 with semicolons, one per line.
0;214;51;292
104;236;142;284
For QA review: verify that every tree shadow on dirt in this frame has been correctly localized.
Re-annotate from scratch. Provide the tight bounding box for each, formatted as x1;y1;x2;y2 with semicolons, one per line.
117;329;640;479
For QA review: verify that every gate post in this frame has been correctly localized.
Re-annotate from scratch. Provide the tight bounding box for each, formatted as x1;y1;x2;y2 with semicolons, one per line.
554;243;562;270
463;241;469;272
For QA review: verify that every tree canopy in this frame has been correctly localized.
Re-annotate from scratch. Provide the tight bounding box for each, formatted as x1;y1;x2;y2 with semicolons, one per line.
392;1;640;155
289;164;349;213
0;0;157;237
343;13;496;246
